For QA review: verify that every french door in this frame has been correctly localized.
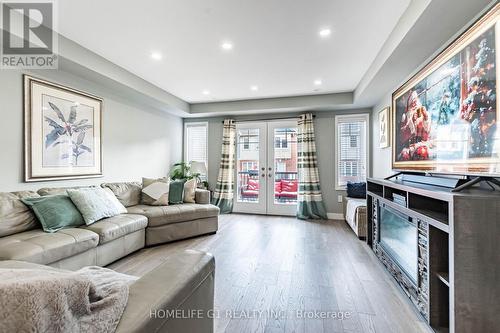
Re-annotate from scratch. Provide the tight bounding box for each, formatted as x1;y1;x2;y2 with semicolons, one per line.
233;120;298;216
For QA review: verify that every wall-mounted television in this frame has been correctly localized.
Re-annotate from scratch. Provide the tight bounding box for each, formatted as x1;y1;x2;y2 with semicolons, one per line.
392;3;499;176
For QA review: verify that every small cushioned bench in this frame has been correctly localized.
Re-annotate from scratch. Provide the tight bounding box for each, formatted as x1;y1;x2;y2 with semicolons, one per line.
342;197;367;240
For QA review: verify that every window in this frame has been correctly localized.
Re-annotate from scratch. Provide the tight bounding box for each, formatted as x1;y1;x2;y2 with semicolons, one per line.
276;161;286;172
184;122;208;167
243;137;250;150
241;161;258;172
335;114;369;189
275;130;290;148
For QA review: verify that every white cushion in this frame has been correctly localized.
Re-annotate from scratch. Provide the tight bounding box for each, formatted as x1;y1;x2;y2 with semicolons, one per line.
68;188;127;225
345;197;366;225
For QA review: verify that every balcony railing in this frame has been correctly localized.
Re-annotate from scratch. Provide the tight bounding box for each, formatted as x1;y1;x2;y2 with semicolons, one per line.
237;170;298;184
237;171;298;203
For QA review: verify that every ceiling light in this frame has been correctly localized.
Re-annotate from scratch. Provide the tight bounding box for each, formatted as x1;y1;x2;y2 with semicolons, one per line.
314;79;322;86
250;85;258;91
221;41;233;50
151;51;162;60
319;28;331;37
202;90;210;95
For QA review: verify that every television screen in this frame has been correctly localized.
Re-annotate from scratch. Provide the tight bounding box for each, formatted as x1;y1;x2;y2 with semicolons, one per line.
392;4;499;176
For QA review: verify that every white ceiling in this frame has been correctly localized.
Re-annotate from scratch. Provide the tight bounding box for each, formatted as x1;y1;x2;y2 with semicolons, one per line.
58;0;410;103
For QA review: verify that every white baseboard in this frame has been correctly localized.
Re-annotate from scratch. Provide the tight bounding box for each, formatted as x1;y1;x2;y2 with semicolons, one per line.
327;213;344;220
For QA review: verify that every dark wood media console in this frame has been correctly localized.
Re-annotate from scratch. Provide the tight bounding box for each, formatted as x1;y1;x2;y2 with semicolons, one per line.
367;177;500;333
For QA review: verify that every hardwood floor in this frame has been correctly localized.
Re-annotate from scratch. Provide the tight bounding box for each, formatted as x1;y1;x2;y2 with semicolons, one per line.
109;214;432;333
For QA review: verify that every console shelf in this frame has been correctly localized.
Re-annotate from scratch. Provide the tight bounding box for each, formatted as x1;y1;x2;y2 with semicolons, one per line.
367;176;500;333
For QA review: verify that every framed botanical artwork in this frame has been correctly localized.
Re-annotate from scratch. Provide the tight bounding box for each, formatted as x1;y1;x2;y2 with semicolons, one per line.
24;75;103;182
392;3;499;175
379;107;390;148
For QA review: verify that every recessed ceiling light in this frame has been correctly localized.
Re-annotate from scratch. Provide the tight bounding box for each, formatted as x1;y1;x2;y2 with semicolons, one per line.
250;85;258;91
221;41;233;50
151;51;162;60
314;79;322;86
202;90;210;95
319;28;331;37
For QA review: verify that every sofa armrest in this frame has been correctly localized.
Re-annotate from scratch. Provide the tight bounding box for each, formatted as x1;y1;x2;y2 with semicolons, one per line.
195;189;211;204
115;250;215;333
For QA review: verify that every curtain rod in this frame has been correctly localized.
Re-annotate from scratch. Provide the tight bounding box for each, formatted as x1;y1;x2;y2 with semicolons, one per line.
221;115;316;123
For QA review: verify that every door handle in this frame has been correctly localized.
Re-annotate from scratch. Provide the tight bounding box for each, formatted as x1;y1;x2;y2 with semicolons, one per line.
268;173;272;178
261;173;266;178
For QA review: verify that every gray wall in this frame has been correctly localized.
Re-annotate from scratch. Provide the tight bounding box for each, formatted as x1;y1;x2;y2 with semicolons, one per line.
1;70;183;192
185;109;371;216
371;93;393;179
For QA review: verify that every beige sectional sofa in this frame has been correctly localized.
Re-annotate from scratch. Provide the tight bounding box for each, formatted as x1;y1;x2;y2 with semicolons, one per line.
0;181;219;270
0;181;219;332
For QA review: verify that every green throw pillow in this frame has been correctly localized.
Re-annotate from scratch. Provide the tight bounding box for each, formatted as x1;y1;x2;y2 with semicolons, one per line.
169;179;186;204
21;195;84;233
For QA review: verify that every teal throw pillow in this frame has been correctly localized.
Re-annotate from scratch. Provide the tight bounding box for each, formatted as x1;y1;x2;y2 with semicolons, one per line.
169;179;187;204
21;195;84;233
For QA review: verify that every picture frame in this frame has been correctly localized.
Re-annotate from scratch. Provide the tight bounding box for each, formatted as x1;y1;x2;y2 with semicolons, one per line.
24;75;103;182
391;4;499;176
378;107;390;148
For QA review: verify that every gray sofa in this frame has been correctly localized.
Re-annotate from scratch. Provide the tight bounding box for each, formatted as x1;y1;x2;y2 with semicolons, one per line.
0;249;215;333
0;181;219;332
0;181;219;269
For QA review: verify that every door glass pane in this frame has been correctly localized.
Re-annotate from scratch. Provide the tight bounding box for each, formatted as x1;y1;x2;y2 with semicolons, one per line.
274;127;298;205
237;128;260;203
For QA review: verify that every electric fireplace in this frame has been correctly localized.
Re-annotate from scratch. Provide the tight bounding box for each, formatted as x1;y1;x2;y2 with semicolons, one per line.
379;204;418;283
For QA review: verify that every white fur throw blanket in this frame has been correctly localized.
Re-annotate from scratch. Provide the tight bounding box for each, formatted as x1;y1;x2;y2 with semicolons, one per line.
0;266;138;333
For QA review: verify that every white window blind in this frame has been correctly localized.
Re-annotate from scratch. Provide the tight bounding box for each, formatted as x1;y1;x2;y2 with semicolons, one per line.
184;122;208;166
335;115;368;189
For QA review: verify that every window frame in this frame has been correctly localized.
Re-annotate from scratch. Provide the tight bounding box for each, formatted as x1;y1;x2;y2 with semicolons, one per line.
334;114;370;191
184;121;209;169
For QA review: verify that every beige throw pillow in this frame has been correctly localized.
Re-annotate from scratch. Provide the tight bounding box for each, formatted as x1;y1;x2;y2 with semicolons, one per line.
142;177;170;206
183;178;197;203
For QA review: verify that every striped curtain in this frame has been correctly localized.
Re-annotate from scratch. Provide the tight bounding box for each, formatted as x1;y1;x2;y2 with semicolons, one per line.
212;119;236;213
297;113;327;219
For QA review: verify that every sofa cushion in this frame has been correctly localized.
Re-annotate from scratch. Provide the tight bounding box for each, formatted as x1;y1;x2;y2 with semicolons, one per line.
247;179;259;191
101;182;142;207
0;228;99;265
80;214;148;244
21;195;84;233
280;180;298;192
346;182;367;199
274;181;282;193
280;191;298;198
183;179;197;203
0;191;40;237
142;177;170;206
68;188;127;225
37;186;97;196
127;204;219;227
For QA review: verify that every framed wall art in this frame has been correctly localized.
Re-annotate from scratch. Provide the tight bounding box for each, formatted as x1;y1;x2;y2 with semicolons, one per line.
379;107;390;148
24;75;103;182
392;4;499;176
